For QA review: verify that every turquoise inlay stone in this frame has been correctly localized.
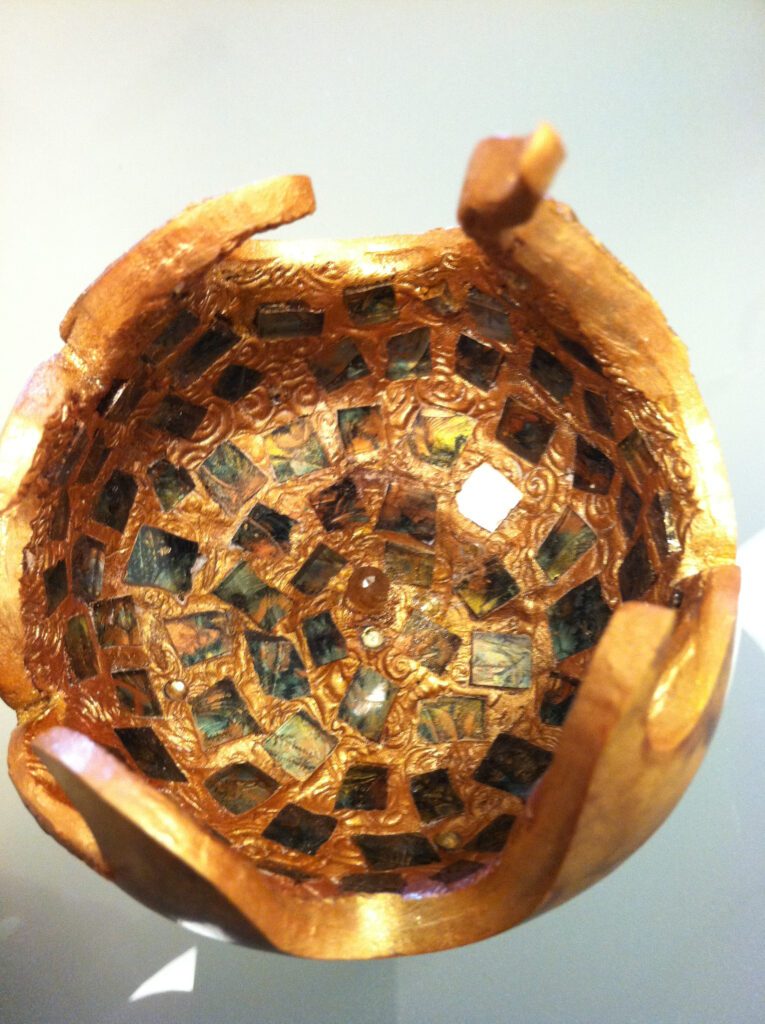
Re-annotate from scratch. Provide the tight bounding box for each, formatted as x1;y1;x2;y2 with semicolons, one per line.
455;333;503;391
173;320;239;383
583;390;614;437
255;302;324;339
71;535;105;601
535;509;597;582
386;326;431;380
213;363;262;401
341;872;405;894
64;614;98;679
76;430;110;484
92;469;137;533
112;669;160;717
301;610;347;666
232;503;296;559
344;282;397;325
148;459;194;511
263;710;338;780
291;543;347;596
648;491;681;559
466;287;511;341
165;611;232;667
471;631;532;690
547;576;612;662
455;557;520;619
43;559;67;615
383;540;434;588
125;526;199;596
573;436;615;494
265;417;329;482
417;695;485;742
466;813;516;853
310;337;370;391
410;768;464;823
337;405;384;457
144;309;199;363
199;441;265;515
246;632;310;700
213;561;290;630
114;726;186;782
408;410;475;468
474;733;552;798
619;536;657;600
93;596;139;647
496;398;555;464
310;475;369;531
148;394;206;439
339;666;397;742
191;677;260;749
353;833;439;870
204;762;278;815
619;481;642;539
376;477;436;545
334;764;388;811
263;803;337;855
530;346;573;401
400;610;460;675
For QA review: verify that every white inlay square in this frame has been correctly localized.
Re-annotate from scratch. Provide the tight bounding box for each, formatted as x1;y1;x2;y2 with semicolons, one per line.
456;462;522;532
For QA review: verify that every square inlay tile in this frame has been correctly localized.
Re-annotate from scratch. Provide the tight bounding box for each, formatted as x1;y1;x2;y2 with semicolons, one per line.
246;632;310;700
64;615;98;679
471;631;532;690
255;302;324;339
301;610;348;666
310;337;369;391
148;394;206;440
334;764;388;811
530;346;573;401
386;327;431;380
191;677;260;749
93;596;140;647
456;463;522;533
547;577;612;662
408;410;475;468
265;417;329;482
383;540;434;588
496;399;555;464
148;460;194;511
417;696;485;742
291;544;347;596
125;526;199;596
535;509;596;582
466;287;511;341
165;611;233;667
338;667;397;741
399;610;460;675
310;475;369;531
455;557;520;619
232;503;296;558
455;333;503;391
263;803;337;855
337;405;384;457
204;763;278;814
112;669;160;717
474;733;552;799
115;726;186;782
199;442;266;515
410;769;464;823
71;535;105;602
92;470;137;533
213;562;290;630
376;477;436;545
353;833;439;870
344;282;397;325
619;536;656;600
573;437;615;494
263;711;337;780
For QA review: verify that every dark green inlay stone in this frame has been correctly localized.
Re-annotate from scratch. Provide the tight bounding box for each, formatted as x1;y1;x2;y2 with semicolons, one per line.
115;726;186;782
410;769;464;824
339;666;397;742
148;394;206;439
310;475;369;532
212;363;262;402
376;478;436;545
496;398;555;464
49;491;70;541
536;508;597;582
383;540;434;588
618;428;658;485
337;405;384;457
93;596;139;647
148;459;194;512
43;560;67;615
619;481;642;539
144;309;199;363
213;561;290;630
301;610;347;666
199;441;266;515
400;610;460;675
263;803;337;855
255;302;324;339
648;491;681;559
191;677;260;749
540;679;577;727
291;544;347;596
470;631;531;690
573;437;615;494
583;390;614;437
432;860;482;886
474;733;552;799
344;282;397;325
386;327;431;380
559;335;602;374
256;859;313;884
619;536;657;600
92;469;137;533
205;762;278;815
64;615;98;679
165;611;232;667
97;378;146;421
263;710;337;780
310;337;370;391
334;764;388;811
265;417;328;482
466;287;511;341
466;813;516;853
112;669;160;717
45;424;88;486
408;410;475;468
125;526;199;595
246;632;310;700
547;576;612;662
353;833;440;870
530;346;573;401
456;557;520;619
71;535;105;602
174;320;239;382
417;696;485;743
341;872;406;894
233;503;296;558
76;431;110;484
455;333;503;391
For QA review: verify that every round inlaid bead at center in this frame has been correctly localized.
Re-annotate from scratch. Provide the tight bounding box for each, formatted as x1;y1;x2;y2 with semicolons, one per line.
345;565;391;614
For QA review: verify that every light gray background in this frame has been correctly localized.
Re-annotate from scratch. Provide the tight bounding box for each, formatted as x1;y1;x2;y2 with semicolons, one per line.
1;3;763;1022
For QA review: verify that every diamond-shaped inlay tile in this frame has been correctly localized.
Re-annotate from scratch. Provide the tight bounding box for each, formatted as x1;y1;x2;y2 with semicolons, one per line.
530;346;573;401
64;614;98;679
263;710;337;780
173;320;239;383
410;769;464;823
291;543;347;596
71;535;105;602
144;309;199;363
334;764;388;811
115;726;186;782
92;470;137;533
456;557;520;619
301;610;347;666
547;577;612;662
255;302;324;339
341;872;406;894
213;363;262;402
112;669;160;717
232;503;296;558
573;437;615;494
310;475;369;531
376;477;436;545
148;459;195;511
417;696;485;742
536;509;597;582
496;399;555;464
125;526;199;595
165;611;232;667
265;417;329;482
619;536;656;600
96;375;145;423
386;327;431;380
337;405;384;457
344;282;397;325
353;833;440;870
43;560;67;615
339;666;397;742
204;762;278;815
383;540;434;588
471;632;532;690
199;442;265;515
619;481;642;539
455;333;503;391
246;632;310;700
408;410;475;468
648;492;681;559
148;394;206;439
559;335;602;374
474;733;552;799
618;428;658;485
49;491;70;541
93;596;139;647
540;679;578;727
213;562;290;630
466;287;511;341
466;813;516;853
263;803;337;855
191;677;260;749
583;390;614;437
455;463;522;533
77;430;110;484
400;610;460;675
310;337;370;391
432;860;482;887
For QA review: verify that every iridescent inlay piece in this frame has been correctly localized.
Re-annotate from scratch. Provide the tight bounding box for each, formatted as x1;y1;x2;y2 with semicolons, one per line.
301;610;347;666
191;677;260;749
344;282;397;325
466;813;516;853
410;769;464;823
64;614;98;679
547;577;612;662
93;596;139;647
291;544;347;596
474;733;552;798
232;503;296;559
92;469;137;533
456;557;520;619
618;428;658;485
470;631;532;690
408;409;476;468
255;302;324;339
213;363;262;402
144;309;198;363
114;726;186;782
386;326;431;380
49;491;69;541
265;417;329;482
353;833;440;870
310;475;369;531
77;430;109;484
263;710;338;780
417;696;485;742
246;632;310;700
540;680;577;727
383;540;434;588
43;560;67;615
173;320;239;383
376;477;436;545
97;378;145;422
148;459;194;511
204;763;278;815
400;610;460;675
165;611;232;667
125;526;199;596
455;333;502;391
199;442;265;515
466;287;511;341
648;492;681;559
337;405;384;457
148;394;206;439
334;764;388;811
432;860;482;887
310;337;370;391
619;481;642;539
113;669;160;717
338;666;397;741
71;535;105;602
583;390;614;437
573;437;615;494
619;536;656;600
530;346;573;401
536;509;597;582
342;872;405;894
263;803;337;855
496;398;555;463
213;562;290;630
